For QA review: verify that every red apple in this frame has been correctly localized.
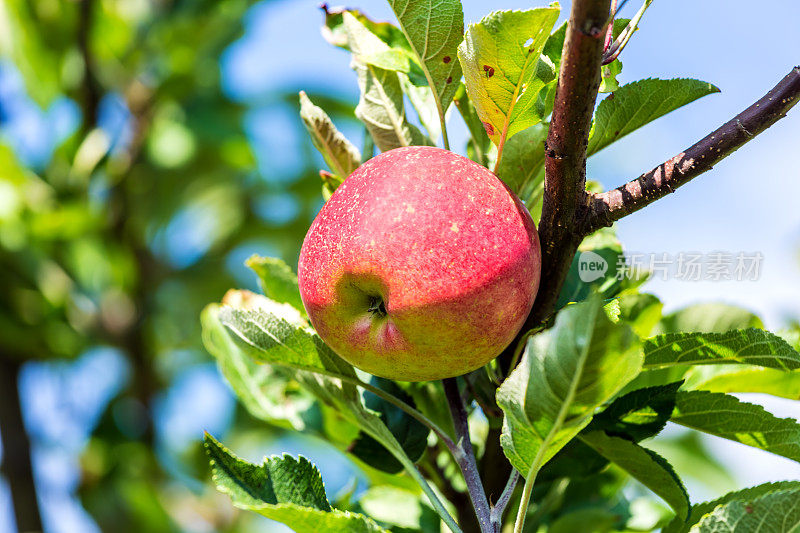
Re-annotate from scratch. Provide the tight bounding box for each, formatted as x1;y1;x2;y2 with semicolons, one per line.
298;146;541;381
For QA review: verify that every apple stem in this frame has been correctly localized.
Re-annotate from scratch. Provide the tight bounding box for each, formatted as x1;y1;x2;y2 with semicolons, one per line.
366;296;387;318
443;377;494;533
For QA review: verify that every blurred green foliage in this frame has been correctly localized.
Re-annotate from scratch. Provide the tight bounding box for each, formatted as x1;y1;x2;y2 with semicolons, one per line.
0;0;357;530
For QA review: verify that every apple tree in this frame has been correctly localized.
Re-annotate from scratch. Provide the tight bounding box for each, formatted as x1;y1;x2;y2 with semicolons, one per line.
201;1;800;532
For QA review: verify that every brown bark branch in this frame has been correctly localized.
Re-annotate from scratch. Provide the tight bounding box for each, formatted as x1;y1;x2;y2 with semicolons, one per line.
585;66;800;233
78;0;101;128
0;357;43;533
523;0;612;330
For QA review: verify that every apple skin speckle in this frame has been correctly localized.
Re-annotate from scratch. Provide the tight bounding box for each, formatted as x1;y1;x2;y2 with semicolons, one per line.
298;146;541;381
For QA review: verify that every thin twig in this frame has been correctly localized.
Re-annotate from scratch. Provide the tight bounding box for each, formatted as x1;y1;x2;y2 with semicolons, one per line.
443;377;493;533
603;0;618;52
586;66;800;233
601;0;653;65
489;470;520;530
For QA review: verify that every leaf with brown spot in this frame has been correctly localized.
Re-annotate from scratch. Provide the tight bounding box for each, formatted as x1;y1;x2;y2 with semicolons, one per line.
386;0;464;134
457;7;559;150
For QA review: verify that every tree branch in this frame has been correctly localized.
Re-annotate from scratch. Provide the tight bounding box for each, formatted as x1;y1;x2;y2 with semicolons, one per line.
522;0;612;331
77;0;101;128
585;66;800;233
443;378;493;533
0;357;43;533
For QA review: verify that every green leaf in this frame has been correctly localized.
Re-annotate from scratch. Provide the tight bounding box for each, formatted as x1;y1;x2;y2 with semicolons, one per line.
671;390;800;463
692;489;800;532
343;13;429;151
542;20;567;67
457;6;560;146
299;92;361;182
683;365;800;400
400;74;443;141
658;303;764;335
663;481;800;533
496;122;548;203
599;59;623;93
218;305;352;379
617;293;664;338
549;507;621;533
536;438;609;482
245;255;306;315
497;296;643;476
587;78;720;156
205;433;331;511
386;0;464;127
322;5;410;52
557;226;646;309
643;328;800;370
453;83;493;168
349;378;429;474
581;431;690;520
587;381;682;442
201;302;310;429
204;434;387;532
216;300;460;532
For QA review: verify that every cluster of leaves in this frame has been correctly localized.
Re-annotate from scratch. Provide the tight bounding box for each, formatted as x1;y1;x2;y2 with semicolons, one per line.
205;253;800;532
200;1;800;532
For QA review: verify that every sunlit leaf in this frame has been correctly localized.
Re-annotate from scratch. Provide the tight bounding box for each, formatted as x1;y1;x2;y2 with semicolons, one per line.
683;365;800;399
671;390;800;463
299;91;361;182
643;328;800;370
201;300;311;430
663;481;800;533
245;255;306;314
657;303;763;334
343;13;429;151
457;6;559;147
205;434;387;532
692;488;800;532
588;78;719;156
386;0;464;132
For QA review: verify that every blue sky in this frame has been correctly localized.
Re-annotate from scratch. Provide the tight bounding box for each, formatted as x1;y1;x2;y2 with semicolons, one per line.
2;1;800;531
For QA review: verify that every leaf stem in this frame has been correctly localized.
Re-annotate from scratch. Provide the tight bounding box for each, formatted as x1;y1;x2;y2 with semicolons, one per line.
346;375;457;451
512;446;547;533
441;115;451;151
443;377;493;533
492;135;507;175
393;451;463;533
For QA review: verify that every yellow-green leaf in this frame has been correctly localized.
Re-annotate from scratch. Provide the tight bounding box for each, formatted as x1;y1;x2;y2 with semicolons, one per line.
457;6;559;146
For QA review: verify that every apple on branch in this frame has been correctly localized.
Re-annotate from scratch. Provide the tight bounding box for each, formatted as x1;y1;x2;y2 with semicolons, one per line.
298;146;541;381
